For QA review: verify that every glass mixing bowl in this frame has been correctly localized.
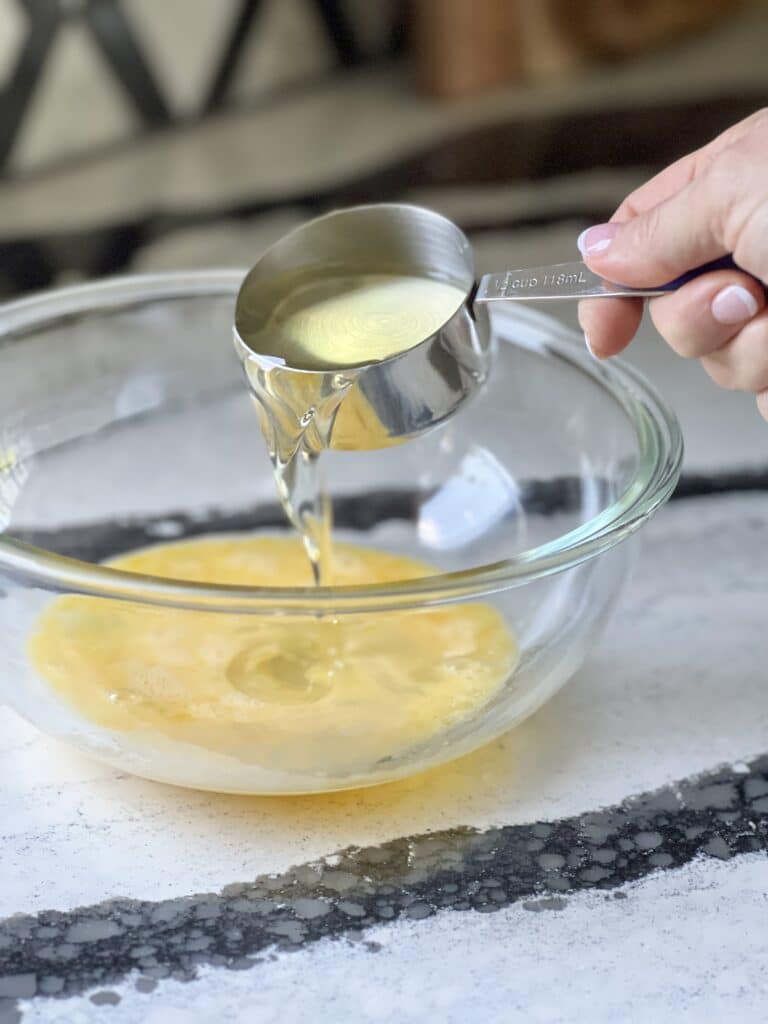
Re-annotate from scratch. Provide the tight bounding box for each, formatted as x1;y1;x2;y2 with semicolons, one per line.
0;271;682;793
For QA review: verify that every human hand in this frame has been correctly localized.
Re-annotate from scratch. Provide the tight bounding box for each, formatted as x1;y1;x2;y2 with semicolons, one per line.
576;109;768;420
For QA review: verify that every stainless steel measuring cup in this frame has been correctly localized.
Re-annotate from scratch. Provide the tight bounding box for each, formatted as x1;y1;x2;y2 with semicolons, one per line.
234;202;752;451
234;204;490;452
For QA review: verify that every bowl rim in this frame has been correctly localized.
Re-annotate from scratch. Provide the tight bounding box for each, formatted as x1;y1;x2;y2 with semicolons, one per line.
0;270;683;614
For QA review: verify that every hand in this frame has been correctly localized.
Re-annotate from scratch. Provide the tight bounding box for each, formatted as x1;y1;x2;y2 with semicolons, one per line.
576;108;768;421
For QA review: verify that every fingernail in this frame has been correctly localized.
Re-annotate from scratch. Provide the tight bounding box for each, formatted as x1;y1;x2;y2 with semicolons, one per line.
711;285;759;325
577;223;618;256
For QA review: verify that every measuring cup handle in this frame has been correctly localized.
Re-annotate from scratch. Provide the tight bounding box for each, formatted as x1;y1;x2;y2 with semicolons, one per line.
656;255;766;293
474;256;768;304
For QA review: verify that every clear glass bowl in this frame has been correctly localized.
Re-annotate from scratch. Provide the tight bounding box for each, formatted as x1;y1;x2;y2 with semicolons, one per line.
0;271;682;793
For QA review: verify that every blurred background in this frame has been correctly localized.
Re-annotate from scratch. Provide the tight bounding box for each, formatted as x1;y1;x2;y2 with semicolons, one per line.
2;0;767;298
1;0;768;465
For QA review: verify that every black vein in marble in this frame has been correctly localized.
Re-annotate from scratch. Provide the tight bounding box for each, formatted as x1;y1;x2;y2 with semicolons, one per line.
9;467;767;566
0;756;766;1015
672;468;768;499
8;481;576;563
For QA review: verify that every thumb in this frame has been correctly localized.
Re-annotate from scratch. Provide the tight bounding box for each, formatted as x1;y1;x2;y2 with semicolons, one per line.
577;156;763;288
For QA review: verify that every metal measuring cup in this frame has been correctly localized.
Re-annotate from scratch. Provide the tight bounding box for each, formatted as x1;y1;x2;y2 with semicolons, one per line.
234;202;753;452
233;204;491;452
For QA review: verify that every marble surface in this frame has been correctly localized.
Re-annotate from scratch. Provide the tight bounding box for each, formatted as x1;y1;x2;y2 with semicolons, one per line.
15;855;768;1024
1;487;767;1022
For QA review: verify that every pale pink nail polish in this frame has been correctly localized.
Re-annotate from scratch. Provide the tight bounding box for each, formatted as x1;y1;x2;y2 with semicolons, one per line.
711;285;759;325
577;223;618;256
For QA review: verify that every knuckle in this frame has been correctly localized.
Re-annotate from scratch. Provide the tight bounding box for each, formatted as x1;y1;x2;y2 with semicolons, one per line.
704;156;743;250
612;196;636;221
741;370;768;394
649;302;701;359
701;354;737;390
634;203;663;249
732;203;768;285
739;320;768;392
704;319;768;393
744;364;768;394
667;332;700;359
628;205;677;278
706;141;768;265
651;294;720;358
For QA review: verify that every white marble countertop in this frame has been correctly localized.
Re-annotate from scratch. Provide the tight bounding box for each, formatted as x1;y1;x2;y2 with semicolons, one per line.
1;430;767;1024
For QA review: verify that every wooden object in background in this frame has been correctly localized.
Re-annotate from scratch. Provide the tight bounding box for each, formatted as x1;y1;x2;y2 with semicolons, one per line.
412;0;524;98
555;0;744;58
413;0;744;97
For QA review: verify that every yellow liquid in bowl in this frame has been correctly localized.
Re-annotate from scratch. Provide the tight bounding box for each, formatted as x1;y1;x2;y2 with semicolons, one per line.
28;536;516;777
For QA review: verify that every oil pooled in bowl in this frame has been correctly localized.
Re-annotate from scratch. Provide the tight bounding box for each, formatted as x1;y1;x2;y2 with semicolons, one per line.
28;536;516;776
28;273;517;784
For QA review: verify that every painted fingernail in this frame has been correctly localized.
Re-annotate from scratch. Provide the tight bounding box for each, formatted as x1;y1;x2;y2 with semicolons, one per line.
577;223;618;256
711;285;759;325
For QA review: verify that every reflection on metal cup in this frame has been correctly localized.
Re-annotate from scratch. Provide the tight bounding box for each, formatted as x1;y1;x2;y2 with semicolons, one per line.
234;203;493;452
